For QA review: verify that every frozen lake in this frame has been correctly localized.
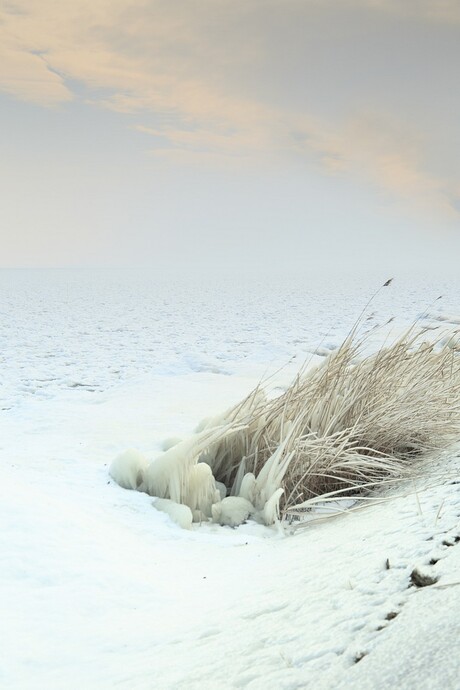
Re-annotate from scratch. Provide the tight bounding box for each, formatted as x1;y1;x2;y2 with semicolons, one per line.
1;268;460;689
2;268;458;410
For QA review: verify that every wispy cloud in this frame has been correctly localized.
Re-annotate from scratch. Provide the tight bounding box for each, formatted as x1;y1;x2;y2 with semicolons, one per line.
0;38;72;105
1;0;458;219
299;113;459;219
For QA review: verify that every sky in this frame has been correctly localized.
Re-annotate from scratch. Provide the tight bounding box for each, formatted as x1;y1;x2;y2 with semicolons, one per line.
1;0;460;274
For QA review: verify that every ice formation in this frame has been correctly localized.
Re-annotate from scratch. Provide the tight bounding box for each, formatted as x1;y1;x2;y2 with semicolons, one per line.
110;326;460;530
152;498;193;529
211;497;255;527
109;449;149;490
110;418;287;528
161;436;183;451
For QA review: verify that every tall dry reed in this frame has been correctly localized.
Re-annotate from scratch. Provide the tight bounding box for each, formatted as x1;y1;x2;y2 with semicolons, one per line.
201;324;460;520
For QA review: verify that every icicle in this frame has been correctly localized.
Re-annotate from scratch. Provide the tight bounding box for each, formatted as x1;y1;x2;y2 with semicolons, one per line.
230;456;247;496
183;462;217;517
238;472;256;503
144;423;246;505
253;431;295;510
109;449;149;490
262;488;284;525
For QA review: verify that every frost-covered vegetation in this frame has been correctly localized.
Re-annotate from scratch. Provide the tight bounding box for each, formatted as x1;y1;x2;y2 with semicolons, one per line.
111;323;460;528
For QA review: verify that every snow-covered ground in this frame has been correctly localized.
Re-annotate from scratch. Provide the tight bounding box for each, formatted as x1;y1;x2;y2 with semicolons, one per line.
1;269;459;689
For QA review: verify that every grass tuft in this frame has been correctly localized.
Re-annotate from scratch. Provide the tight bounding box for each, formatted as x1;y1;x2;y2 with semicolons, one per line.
200;324;460;522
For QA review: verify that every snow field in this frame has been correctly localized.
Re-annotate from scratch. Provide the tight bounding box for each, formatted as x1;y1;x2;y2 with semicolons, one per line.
1;269;460;689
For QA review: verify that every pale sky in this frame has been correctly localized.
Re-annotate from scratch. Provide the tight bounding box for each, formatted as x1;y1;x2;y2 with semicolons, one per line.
1;0;459;273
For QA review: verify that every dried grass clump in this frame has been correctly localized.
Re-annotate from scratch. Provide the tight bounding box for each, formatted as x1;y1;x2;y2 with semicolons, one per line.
201;327;460;520
110;288;460;528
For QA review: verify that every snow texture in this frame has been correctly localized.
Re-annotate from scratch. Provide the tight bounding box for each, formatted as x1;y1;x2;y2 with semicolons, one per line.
1;269;460;689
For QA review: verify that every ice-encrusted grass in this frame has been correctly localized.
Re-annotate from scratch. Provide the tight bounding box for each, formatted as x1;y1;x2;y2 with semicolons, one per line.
111;321;460;527
200;324;460;518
